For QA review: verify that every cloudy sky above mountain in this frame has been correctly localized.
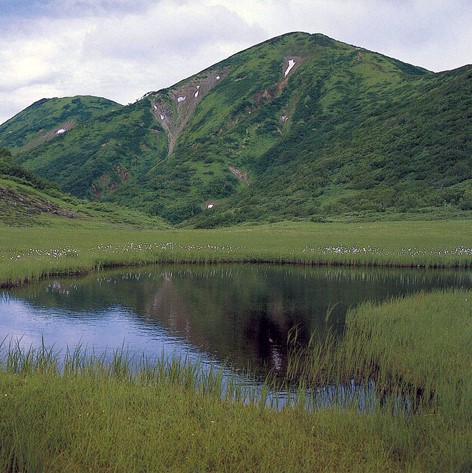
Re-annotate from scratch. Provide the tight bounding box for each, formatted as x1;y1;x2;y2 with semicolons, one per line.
1;0;471;124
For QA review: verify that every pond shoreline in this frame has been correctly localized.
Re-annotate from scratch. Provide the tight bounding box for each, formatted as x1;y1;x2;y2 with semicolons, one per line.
2;220;471;289
2;254;471;290
1;289;470;472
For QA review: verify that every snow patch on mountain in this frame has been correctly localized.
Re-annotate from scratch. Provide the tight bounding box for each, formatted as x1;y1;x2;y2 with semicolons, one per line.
285;59;296;77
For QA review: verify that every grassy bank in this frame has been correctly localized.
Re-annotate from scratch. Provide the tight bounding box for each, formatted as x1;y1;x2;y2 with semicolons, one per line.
0;290;470;472
288;290;472;472
1;219;471;287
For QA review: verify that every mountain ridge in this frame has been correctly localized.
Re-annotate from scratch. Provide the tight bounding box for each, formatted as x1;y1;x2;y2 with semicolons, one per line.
1;32;471;226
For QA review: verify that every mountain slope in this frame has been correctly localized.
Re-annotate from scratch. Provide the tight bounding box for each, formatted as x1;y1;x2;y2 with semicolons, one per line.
6;32;472;225
0;149;167;227
195;62;472;226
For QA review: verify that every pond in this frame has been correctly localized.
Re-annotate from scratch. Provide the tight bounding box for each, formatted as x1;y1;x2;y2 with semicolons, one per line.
1;264;471;381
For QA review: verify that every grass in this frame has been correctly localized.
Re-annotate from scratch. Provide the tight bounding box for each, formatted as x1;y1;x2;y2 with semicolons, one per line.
287;289;472;471
0;174;170;229
1;219;471;287
0;368;393;472
0;289;470;472
342;290;472;471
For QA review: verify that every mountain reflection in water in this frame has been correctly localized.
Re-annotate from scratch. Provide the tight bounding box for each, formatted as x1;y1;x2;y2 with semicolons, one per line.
1;264;471;377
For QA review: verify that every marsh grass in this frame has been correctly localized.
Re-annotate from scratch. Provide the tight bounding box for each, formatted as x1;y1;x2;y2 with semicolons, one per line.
1;220;471;288
338;291;472;425
0;349;398;472
0;290;471;471
284;289;472;472
287;290;471;407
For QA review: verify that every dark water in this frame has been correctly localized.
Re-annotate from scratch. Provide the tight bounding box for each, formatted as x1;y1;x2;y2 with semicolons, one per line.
1;264;471;378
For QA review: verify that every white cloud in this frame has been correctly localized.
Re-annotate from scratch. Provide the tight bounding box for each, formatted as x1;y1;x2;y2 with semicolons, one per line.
0;0;264;123
81;2;261;63
0;0;471;125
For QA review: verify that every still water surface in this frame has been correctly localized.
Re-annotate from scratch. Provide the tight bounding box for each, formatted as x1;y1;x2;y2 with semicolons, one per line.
1;264;471;378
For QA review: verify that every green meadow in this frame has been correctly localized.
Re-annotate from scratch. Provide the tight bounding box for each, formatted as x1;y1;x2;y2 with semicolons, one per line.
1;219;471;471
1;219;471;287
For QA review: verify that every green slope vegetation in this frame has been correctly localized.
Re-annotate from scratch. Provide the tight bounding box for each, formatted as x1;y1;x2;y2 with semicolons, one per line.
0;149;168;228
0;96;121;153
14;100;168;199
196;63;472;226
5;32;472;226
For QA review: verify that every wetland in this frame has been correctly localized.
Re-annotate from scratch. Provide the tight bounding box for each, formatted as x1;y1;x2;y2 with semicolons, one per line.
2;264;471;379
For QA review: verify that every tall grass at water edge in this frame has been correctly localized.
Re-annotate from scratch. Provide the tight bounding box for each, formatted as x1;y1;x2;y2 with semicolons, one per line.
286;289;472;472
1;219;472;287
0;290;470;472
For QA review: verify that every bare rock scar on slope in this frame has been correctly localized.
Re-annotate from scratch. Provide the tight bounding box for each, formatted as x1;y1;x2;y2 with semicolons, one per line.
150;69;228;155
0;186;76;220
229;166;250;185
149;55;302;156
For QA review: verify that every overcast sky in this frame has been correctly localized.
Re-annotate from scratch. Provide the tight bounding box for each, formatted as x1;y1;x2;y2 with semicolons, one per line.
1;0;471;125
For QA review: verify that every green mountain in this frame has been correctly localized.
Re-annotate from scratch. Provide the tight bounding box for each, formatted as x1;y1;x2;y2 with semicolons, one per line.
3;32;471;226
0;96;122;153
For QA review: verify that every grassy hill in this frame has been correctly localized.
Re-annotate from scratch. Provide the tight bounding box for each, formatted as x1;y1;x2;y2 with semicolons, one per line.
3;32;471;226
0;149;168;228
0;96;122;153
